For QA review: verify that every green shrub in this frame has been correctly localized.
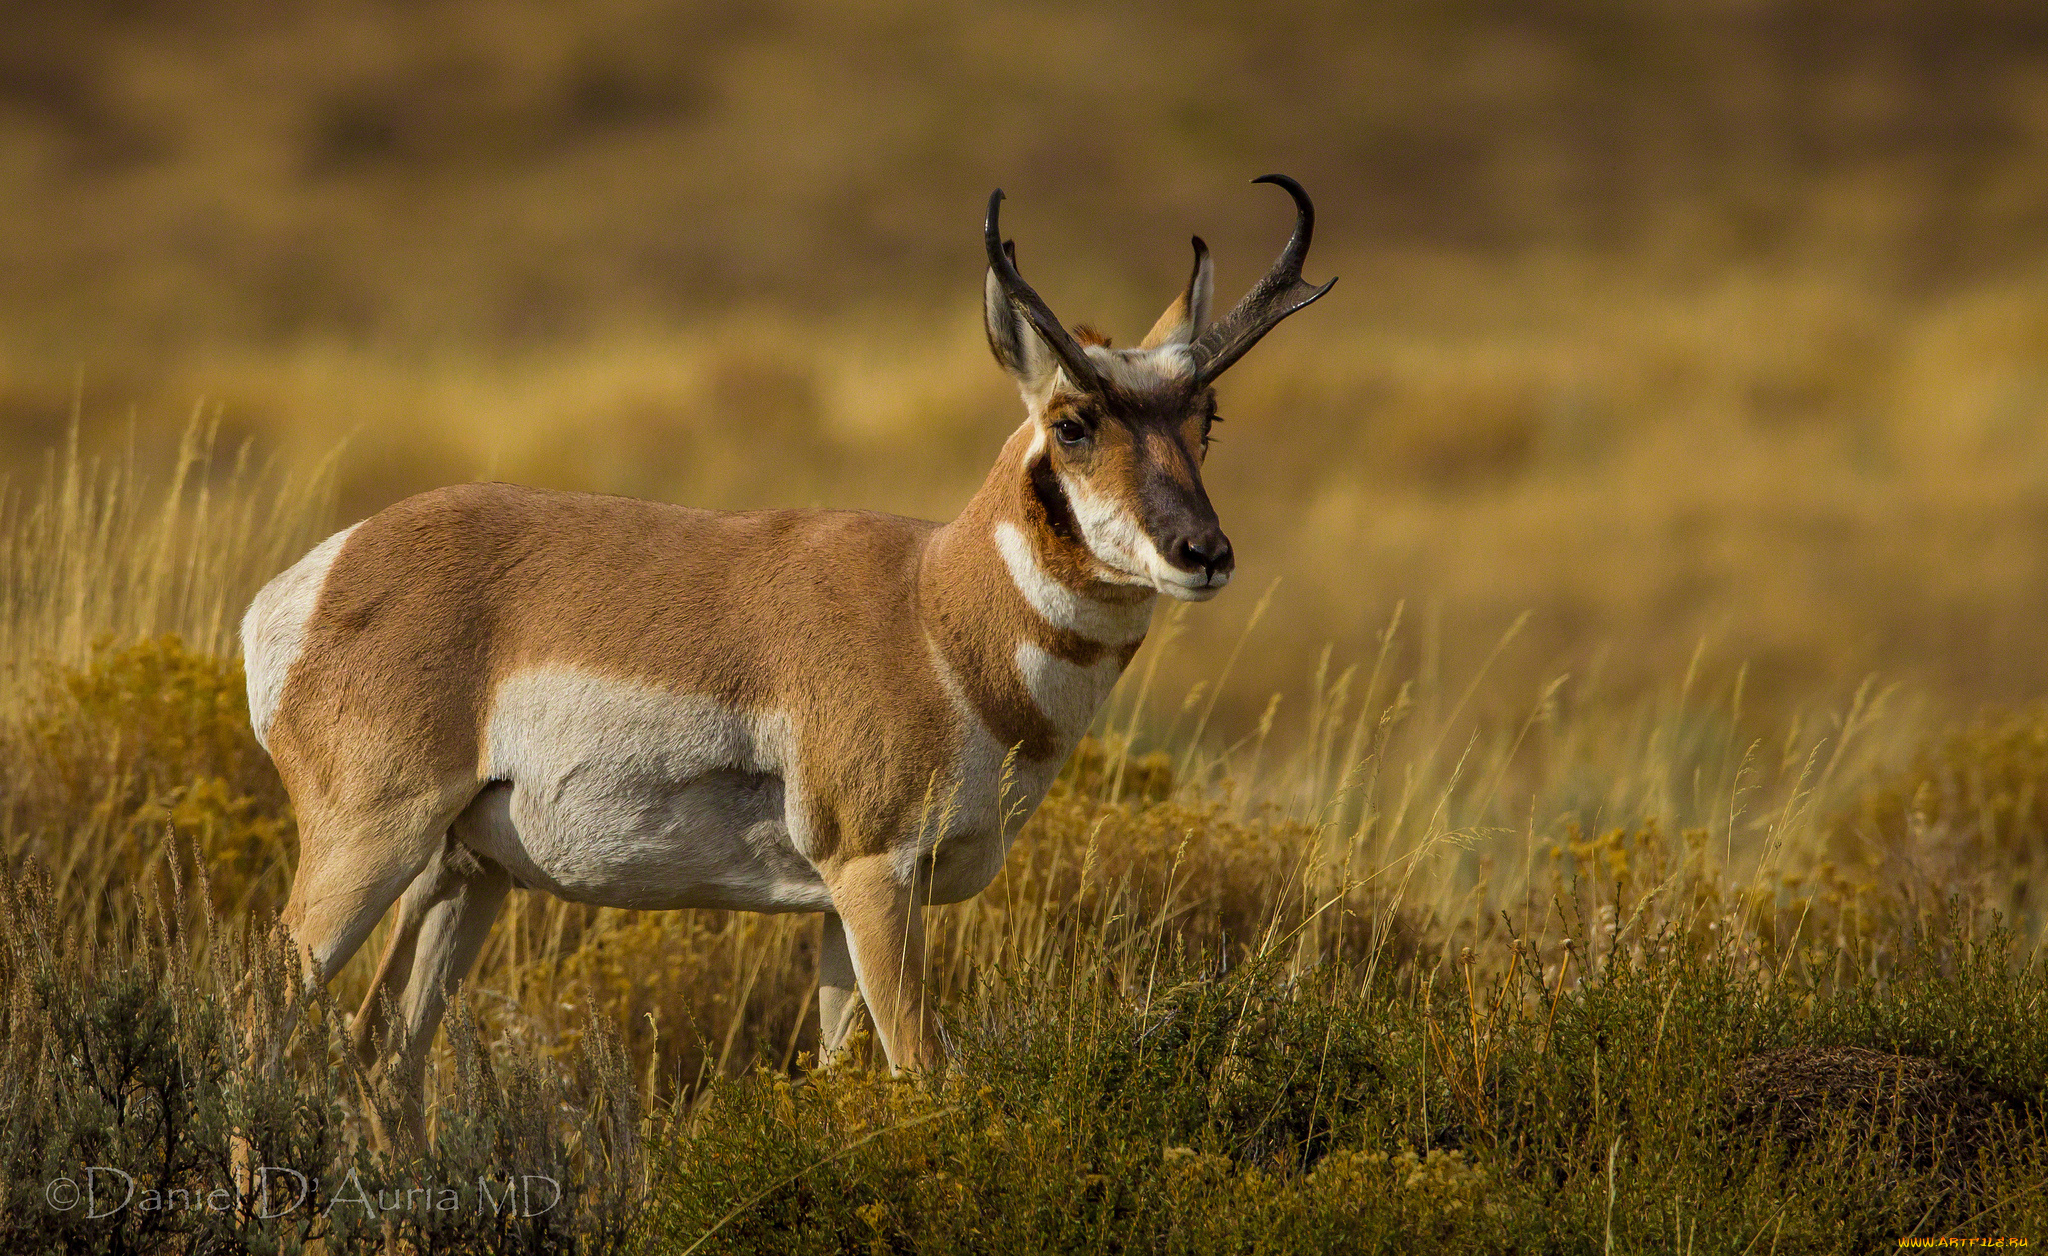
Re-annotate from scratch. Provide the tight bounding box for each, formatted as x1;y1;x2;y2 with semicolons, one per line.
0;859;644;1255
648;925;2048;1253
4;635;296;923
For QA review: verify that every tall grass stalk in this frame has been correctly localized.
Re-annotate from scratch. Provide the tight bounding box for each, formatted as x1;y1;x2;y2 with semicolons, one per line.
0;413;338;687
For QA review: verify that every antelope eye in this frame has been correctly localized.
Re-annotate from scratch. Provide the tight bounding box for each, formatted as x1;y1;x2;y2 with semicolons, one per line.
1051;418;1089;447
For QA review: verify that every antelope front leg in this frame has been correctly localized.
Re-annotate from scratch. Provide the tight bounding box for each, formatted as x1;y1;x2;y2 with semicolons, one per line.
824;856;942;1073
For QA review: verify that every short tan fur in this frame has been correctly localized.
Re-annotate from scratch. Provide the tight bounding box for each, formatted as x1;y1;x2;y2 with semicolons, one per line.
240;176;1332;1143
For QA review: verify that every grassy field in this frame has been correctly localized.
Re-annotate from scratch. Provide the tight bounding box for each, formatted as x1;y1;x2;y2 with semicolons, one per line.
6;1;2048;1249
0;435;2044;1252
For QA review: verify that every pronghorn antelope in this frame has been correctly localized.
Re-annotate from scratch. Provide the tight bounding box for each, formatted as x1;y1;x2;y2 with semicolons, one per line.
240;176;1332;1133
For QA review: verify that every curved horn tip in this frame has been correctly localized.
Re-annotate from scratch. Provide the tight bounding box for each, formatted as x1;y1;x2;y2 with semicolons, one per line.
1190;234;1209;257
1251;174;1313;210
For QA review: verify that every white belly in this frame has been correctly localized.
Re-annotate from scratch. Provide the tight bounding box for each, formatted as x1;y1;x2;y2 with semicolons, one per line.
460;668;830;912
453;774;828;911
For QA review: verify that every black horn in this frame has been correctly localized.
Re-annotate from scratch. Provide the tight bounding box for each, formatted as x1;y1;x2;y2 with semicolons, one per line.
1187;175;1336;386
985;189;1107;394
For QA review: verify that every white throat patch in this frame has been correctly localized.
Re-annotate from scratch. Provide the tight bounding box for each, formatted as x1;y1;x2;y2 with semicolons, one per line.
1014;640;1123;737
992;521;1153;645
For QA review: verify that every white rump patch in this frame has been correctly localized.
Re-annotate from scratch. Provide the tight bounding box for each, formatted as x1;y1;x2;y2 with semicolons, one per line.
240;522;360;750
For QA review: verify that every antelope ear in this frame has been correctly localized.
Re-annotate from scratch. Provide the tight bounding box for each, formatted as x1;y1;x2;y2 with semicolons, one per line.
985;242;1059;392
1139;236;1214;349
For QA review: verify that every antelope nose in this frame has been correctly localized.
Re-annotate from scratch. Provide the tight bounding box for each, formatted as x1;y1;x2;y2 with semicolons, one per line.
1172;531;1235;582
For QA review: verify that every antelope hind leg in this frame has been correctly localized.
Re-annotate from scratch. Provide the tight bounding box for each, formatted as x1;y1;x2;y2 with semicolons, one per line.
234;799;451;1187
352;836;512;1151
817;911;865;1064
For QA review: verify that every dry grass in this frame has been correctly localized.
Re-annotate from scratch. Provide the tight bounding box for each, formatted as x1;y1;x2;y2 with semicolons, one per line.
7;1;2048;729
2;427;2041;1117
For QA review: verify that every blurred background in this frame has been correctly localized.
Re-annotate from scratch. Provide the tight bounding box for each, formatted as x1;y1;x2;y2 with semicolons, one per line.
7;0;2048;738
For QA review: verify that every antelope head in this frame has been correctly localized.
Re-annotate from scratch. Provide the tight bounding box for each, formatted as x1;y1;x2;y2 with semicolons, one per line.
983;176;1334;602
